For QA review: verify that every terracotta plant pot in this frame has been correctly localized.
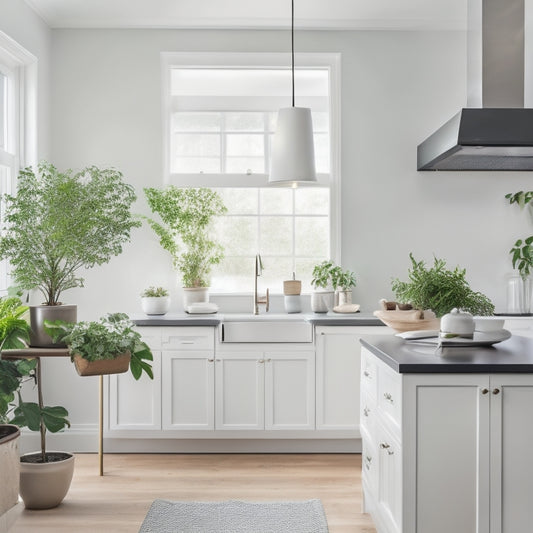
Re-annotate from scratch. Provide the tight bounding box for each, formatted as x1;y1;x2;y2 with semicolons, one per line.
73;352;131;376
0;425;20;519
19;452;75;509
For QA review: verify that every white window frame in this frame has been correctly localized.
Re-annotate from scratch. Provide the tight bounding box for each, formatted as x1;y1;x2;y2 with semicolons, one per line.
161;52;341;264
0;31;38;293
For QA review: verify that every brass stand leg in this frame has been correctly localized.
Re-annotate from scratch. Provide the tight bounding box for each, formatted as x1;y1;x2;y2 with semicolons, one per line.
99;374;103;476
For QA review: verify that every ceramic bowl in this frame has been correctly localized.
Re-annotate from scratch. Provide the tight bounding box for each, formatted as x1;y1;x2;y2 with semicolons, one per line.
474;317;505;332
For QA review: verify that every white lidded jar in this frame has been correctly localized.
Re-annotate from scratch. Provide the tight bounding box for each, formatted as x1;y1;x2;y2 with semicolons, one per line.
440;308;475;339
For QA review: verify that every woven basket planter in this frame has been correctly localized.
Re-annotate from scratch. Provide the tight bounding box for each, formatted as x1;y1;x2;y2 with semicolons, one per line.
73;352;131;376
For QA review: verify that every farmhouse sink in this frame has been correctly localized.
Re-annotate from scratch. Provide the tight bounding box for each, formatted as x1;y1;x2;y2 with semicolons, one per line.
220;314;313;343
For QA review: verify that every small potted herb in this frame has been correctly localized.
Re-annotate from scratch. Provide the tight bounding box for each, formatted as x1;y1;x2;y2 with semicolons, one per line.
310;260;336;313
140;286;170;316
45;313;154;379
330;266;357;306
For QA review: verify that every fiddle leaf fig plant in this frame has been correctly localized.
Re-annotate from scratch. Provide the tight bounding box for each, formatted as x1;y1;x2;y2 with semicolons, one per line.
0;296;70;463
0;162;141;305
392;253;495;318
143;187;227;288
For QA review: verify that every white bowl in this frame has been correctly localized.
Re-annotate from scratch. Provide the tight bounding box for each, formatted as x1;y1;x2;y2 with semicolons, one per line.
474;317;505;332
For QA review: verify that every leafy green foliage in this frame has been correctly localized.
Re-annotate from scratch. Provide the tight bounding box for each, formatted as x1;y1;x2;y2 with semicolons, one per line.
510;236;533;280
45;313;153;380
0;296;69;461
141;286;169;298
391;253;495;318
143;187;227;287
0;162;141;305
311;260;356;290
505;191;533;208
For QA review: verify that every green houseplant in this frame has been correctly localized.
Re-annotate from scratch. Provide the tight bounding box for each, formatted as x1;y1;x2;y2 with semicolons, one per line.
143;187;227;308
140;286;170;316
330;265;357;306
0;162;141;346
391;253;495;318
505;191;533;313
45;313;154;379
0;296;72;510
311;260;357;311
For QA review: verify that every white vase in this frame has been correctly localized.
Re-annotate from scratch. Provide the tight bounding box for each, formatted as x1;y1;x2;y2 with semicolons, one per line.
141;296;170;315
336;290;353;306
311;291;335;313
183;287;209;310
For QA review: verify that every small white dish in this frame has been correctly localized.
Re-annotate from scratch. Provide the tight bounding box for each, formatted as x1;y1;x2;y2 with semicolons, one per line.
474;317;505;332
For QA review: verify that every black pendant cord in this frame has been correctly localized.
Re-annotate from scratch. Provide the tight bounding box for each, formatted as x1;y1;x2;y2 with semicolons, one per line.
291;0;295;107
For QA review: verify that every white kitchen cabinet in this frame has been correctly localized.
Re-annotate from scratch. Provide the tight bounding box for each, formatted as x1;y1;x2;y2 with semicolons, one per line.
108;327;162;431
215;350;315;430
162;351;214;430
361;346;533;533
215;352;265;430
316;326;388;432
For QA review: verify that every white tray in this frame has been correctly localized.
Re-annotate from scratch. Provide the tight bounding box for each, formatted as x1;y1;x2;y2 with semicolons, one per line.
397;329;512;347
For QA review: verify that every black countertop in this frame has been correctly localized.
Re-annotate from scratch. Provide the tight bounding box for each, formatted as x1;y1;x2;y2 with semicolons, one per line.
360;334;533;373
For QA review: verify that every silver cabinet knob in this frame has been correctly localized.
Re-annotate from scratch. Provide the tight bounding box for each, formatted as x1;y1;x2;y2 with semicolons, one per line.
492;388;500;395
383;392;394;403
363;407;370;417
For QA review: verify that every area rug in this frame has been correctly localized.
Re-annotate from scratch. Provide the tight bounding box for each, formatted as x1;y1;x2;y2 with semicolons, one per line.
139;498;329;533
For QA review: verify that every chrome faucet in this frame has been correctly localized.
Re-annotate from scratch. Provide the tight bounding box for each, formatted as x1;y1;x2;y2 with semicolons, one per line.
254;254;269;315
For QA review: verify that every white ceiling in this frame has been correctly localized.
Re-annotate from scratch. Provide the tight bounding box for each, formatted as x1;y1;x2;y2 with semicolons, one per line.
24;0;467;31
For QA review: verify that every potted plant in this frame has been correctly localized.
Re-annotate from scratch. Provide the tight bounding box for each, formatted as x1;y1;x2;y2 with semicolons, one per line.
0;296;34;521
45;313;154;379
379;253;495;332
142;187;227;309
330;265;357;306
505;191;533;313
0;162;141;346
140;286;170;316
0;296;73;510
310;260;336;313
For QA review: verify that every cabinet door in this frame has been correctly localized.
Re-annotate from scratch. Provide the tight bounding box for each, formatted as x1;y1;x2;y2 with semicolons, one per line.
108;350;162;431
162;351;214;430
264;351;315;430
404;374;490;533
316;327;388;431
215;352;264;430
490;375;533;533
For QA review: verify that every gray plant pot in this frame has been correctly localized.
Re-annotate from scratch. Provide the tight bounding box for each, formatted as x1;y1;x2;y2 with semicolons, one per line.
19;452;75;509
29;304;77;347
0;425;20;519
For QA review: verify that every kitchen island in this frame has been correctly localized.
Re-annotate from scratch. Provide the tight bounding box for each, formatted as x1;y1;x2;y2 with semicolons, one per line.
360;334;533;533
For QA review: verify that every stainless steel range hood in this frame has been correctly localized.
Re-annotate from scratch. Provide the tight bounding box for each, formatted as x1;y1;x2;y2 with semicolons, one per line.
417;0;533;171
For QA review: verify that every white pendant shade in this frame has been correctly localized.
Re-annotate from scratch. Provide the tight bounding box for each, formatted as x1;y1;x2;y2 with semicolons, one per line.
269;107;317;187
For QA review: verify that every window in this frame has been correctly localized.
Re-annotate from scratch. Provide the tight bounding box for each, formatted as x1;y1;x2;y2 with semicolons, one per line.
162;53;340;292
0;32;37;292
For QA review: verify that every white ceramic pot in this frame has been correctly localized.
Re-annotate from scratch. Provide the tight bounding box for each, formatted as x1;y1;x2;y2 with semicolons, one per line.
284;295;302;314
141;296;170;316
183;287;209;310
311;291;335;313
0;425;20;518
19;452;75;509
336;290;353;306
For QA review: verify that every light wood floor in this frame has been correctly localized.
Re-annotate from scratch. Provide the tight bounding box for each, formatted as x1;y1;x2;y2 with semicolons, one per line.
12;453;377;532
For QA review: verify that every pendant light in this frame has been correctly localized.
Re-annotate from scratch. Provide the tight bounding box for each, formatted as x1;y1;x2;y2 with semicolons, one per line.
269;0;317;187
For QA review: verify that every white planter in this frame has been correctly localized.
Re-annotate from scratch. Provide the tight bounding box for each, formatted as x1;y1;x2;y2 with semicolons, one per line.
311;291;335;313
0;425;20;522
336;290;353;306
20;452;75;509
141;296;170;316
183;287;209;310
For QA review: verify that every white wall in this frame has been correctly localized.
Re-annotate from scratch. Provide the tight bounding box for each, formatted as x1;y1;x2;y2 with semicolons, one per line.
48;27;533;319
0;0;52;160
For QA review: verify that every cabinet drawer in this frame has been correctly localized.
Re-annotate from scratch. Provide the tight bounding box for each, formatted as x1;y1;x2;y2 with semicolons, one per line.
161;327;214;350
360;390;376;437
377;365;402;432
135;327;162;350
361;350;377;399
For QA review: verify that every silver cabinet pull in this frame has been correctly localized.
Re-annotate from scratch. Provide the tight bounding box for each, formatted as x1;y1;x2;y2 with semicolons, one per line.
481;388;489;395
383;392;394;403
266;358;272;362
380;442;394;455
207;358;214;362
258;359;265;364
363;407;370;417
492;388;500;395
364;455;372;470
363;371;371;378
